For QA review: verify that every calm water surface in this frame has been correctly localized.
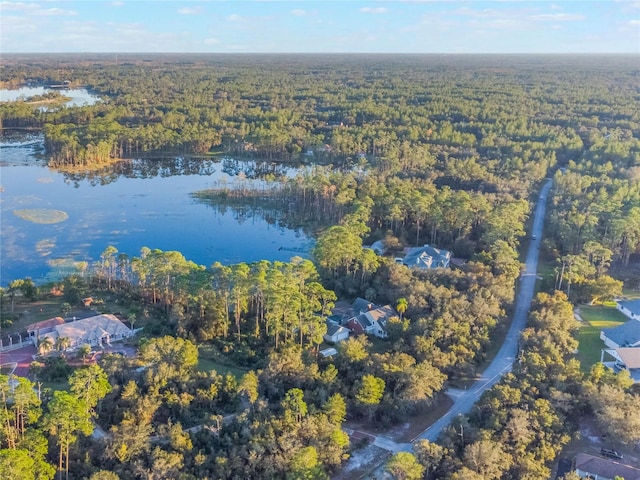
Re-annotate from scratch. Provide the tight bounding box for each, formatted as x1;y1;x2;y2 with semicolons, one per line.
0;87;100;107
0;142;313;286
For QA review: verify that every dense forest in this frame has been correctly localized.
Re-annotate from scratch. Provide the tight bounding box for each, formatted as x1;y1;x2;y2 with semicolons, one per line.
1;54;639;479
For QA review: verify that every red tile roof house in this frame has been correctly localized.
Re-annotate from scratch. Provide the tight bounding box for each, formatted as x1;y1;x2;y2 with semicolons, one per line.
26;317;65;346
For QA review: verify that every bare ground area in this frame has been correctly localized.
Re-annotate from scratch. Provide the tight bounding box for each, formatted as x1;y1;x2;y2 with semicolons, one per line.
332;442;391;480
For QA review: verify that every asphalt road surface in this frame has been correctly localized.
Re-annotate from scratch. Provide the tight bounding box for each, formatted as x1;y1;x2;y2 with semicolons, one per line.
413;178;554;444
370;179;554;453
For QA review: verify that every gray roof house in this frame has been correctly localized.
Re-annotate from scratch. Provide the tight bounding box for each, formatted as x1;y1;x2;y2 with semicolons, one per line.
616;299;640;320
600;319;640;349
346;298;397;338
402;244;451;269
364;240;386;255
353;297;376;314
574;452;640;480
356;313;374;334
324;321;350;344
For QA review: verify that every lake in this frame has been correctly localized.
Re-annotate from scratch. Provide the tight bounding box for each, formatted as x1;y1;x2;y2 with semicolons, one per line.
0;87;100;108
0;141;314;286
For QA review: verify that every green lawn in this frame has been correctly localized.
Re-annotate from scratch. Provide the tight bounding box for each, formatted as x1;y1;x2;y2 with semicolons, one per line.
40;380;69;392
576;304;627;371
196;358;248;378
196;344;249;378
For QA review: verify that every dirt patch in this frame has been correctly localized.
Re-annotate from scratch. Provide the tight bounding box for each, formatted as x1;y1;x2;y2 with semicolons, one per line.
332;443;390;480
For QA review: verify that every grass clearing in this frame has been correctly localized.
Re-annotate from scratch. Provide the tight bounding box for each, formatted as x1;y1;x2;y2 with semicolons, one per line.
579;305;627;324
197;344;249;378
41;380;69;392
576;304;627;371
197;357;248;378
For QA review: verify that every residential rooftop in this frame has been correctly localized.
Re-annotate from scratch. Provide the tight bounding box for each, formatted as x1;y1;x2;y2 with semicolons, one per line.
575;452;640;480
617;298;640;316
603;320;640;347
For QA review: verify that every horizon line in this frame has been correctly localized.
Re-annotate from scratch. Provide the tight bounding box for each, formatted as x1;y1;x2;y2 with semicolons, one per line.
2;51;639;56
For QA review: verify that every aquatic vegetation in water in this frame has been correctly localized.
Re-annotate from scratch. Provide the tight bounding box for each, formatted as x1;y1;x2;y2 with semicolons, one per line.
36;238;56;256
13;208;68;224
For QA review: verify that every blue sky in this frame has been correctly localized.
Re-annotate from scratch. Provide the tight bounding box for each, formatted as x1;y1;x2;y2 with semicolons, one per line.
1;1;639;53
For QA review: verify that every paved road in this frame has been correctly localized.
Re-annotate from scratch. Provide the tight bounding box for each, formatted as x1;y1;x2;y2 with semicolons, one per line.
370;178;554;453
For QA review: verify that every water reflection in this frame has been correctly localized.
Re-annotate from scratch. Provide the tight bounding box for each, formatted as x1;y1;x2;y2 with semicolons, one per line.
1;140;313;285
56;156;299;187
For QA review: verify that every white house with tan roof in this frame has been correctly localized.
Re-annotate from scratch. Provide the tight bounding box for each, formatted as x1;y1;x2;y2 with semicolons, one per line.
601;347;640;383
38;314;134;350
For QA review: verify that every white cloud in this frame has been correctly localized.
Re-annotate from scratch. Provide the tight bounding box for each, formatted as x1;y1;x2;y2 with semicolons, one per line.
228;13;242;21
291;9;306;17
204;37;220;45
33;7;77;16
178;7;202;15
360;7;388;14
0;2;76;15
531;13;585;21
616;0;640;8
629;19;640;25
0;13;39;34
0;2;38;12
453;7;510;18
111;1;124;6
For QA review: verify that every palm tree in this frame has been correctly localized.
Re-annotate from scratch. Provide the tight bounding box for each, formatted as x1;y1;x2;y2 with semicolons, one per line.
38;336;54;355
56;337;72;352
396;298;408;320
78;344;91;364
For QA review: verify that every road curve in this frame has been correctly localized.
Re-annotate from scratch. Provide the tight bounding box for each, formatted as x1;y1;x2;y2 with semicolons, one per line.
372;178;553;452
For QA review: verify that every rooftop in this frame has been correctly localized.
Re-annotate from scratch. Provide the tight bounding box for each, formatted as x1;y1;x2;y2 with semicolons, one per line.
357;313;373;329
326;322;348;337
26;316;65;332
364;305;397;327
402;244;451;269
614;347;640;369
617;299;640;316
319;347;337;358
353;297;376;313
602;320;640;347
575;452;640;480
